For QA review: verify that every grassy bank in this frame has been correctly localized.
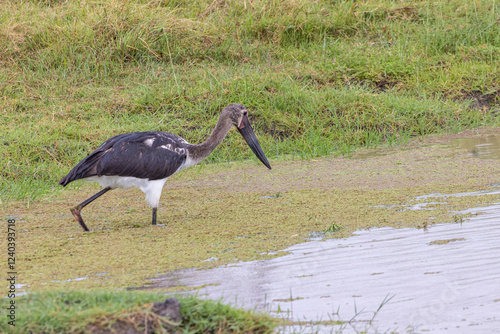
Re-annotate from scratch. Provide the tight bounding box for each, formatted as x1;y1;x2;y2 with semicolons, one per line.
1;0;499;203
0;290;275;333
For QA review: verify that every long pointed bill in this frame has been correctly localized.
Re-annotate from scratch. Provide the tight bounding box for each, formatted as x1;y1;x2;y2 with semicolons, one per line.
237;114;272;170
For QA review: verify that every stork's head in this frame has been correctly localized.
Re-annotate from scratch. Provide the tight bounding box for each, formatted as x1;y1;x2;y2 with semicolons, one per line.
222;103;272;170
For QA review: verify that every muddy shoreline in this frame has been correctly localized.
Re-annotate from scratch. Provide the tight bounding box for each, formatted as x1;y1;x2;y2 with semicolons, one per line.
7;128;500;292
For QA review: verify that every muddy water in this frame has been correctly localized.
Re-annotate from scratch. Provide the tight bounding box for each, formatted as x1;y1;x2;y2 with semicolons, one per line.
144;191;500;333
453;134;500;159
352;133;500;161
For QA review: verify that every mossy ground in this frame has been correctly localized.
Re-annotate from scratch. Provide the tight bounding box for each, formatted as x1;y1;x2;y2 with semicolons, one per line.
5;129;500;292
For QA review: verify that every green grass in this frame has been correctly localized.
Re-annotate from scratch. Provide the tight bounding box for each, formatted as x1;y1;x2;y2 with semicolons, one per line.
1;0;500;203
0;290;275;333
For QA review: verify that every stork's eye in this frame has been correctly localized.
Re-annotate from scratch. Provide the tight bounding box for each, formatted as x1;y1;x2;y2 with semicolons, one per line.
243;111;247;116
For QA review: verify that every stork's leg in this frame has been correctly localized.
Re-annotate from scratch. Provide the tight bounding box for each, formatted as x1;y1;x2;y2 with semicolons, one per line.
71;187;112;232
152;207;157;225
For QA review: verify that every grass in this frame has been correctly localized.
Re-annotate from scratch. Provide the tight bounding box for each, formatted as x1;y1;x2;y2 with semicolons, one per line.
0;290;275;333
1;0;500;203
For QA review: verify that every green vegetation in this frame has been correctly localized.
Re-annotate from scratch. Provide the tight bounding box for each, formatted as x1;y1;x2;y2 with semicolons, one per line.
0;290;275;333
1;0;499;203
429;237;466;245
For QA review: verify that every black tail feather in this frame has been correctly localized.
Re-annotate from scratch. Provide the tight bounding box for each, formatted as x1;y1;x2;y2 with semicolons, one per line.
59;152;102;187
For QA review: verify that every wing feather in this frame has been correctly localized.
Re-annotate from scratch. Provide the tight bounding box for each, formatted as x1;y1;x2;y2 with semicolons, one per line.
59;132;188;186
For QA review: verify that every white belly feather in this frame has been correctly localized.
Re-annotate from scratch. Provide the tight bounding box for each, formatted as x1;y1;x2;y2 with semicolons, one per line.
84;152;197;208
86;176;168;208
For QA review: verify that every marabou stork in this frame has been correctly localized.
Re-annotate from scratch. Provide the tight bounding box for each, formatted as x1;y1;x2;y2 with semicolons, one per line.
59;104;271;231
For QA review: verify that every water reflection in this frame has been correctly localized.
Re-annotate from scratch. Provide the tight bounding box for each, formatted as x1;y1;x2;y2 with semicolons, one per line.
143;191;500;333
453;135;500;159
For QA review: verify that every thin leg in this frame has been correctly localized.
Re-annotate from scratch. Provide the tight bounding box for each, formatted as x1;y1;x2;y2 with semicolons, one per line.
152;207;157;225
71;187;112;232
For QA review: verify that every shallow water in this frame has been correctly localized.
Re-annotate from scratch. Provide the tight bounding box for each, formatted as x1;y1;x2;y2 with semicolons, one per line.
144;190;500;333
351;134;500;162
453;135;500;159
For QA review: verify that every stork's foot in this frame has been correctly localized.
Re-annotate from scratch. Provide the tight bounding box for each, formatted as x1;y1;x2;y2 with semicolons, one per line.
71;206;90;232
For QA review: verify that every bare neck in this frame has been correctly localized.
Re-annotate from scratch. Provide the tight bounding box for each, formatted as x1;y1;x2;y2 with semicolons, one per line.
188;118;233;163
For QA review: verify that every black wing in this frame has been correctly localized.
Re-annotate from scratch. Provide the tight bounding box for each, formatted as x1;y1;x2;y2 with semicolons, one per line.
59;131;188;186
